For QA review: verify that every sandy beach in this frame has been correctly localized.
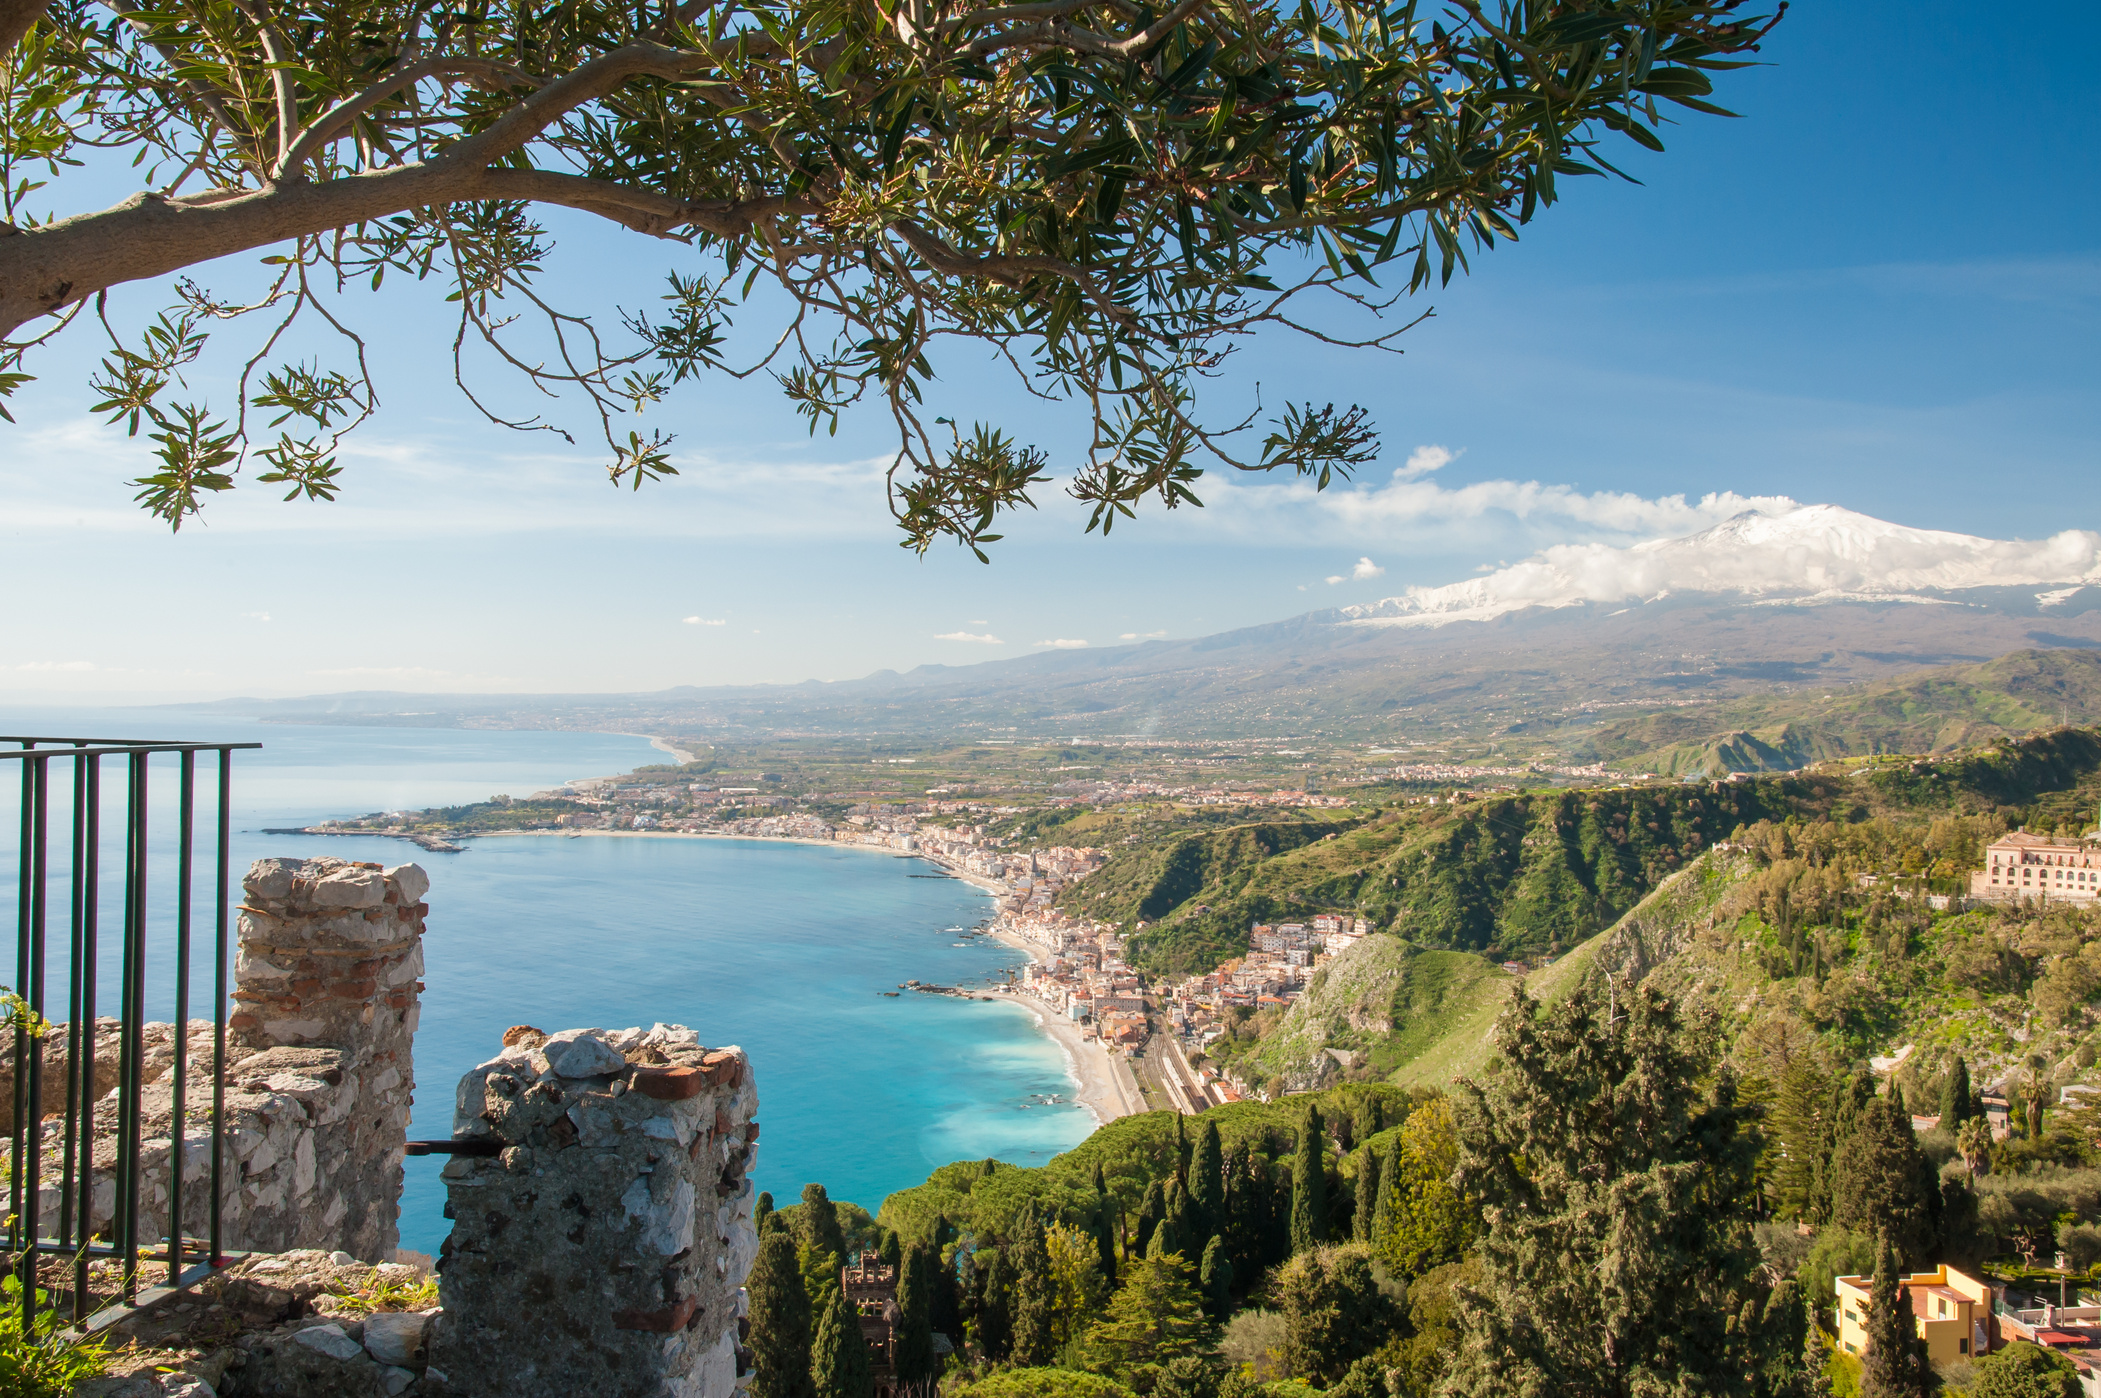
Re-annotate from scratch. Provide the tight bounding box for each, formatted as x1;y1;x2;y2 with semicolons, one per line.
984;924;1141;1125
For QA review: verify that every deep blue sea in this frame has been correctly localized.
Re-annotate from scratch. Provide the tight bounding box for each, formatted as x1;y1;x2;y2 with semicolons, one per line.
0;709;1095;1253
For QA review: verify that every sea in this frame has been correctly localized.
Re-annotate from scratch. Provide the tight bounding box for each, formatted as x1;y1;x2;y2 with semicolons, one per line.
0;709;1096;1253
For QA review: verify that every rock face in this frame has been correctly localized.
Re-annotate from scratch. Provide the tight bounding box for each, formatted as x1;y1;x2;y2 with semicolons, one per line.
429;1025;759;1398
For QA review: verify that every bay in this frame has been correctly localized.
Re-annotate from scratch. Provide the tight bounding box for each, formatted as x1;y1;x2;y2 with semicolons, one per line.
0;708;1096;1254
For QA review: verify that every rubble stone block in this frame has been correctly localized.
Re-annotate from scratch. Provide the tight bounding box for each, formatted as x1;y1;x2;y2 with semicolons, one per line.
429;1026;758;1398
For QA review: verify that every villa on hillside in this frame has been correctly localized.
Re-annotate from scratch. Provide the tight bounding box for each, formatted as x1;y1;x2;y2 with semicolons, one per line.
1835;1263;2101;1392
1971;832;2101;904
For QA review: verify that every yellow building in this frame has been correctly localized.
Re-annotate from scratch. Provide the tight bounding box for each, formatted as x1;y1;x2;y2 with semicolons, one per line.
1835;1264;1993;1364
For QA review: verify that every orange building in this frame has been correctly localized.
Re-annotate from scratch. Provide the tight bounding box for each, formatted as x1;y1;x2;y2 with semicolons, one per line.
1834;1263;1994;1364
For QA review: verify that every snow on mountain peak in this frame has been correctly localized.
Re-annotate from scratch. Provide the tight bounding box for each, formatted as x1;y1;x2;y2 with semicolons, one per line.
1337;505;2101;629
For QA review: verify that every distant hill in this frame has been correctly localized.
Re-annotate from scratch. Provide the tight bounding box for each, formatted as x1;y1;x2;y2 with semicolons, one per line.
178;505;2101;754
1576;649;2101;775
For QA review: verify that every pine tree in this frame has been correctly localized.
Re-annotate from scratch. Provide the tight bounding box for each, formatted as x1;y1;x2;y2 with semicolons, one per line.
1770;1057;1833;1221
1941;1057;1974;1128
801;1183;847;1267
1353;1149;1382;1243
1199;1234;1232;1320
811;1279;874;1398
1010;1203;1057;1366
1860;1230;1925;1398
1441;980;1790;1397
748;1233;818;1398
893;1242;938;1387
1083;1253;1213;1372
1290;1104;1328;1255
975;1248;1014;1362
1191;1118;1224;1245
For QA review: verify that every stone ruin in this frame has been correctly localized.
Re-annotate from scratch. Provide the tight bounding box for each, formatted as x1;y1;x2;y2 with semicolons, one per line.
429;1024;760;1397
0;857;761;1398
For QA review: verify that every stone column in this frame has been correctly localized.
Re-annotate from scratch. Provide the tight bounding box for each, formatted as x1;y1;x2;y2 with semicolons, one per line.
224;855;430;1261
428;1025;760;1398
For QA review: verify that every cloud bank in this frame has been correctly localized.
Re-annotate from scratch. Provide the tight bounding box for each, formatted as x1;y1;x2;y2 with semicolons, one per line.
1340;504;2101;628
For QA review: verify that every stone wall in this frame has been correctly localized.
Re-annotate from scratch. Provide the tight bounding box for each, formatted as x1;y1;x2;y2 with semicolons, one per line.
428;1024;760;1398
11;856;427;1263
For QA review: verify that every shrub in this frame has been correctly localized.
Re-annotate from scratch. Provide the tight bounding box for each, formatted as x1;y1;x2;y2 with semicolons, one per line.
953;1368;1139;1398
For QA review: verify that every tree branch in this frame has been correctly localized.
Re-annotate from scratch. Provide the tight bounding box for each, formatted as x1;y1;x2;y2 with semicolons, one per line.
0;0;50;55
278;55;542;177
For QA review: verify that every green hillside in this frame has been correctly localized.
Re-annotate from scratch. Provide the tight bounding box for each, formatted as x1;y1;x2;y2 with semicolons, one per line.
1577;648;2101;775
1081;724;2101;975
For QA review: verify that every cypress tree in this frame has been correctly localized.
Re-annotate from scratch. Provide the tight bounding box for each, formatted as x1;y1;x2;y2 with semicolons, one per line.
893;1242;937;1387
1162;1178;1191;1258
1010;1204;1057;1366
1191;1118;1225;1245
1370;1139;1397;1248
1136;1179;1166;1256
1889;1081;1906;1119
1175;1113;1191;1182
748;1232;818;1398
1353;1147;1382;1243
811;1279;874;1398
1092;1162;1119;1284
1940;1057;1974;1127
1860;1229;1925;1398
1829;1098;1938;1269
1290;1104;1328;1254
879;1230;901;1271
929;1224;961;1347
975;1248;1014;1362
801;1183;847;1265
755;1191;777;1237
1199;1234;1233;1320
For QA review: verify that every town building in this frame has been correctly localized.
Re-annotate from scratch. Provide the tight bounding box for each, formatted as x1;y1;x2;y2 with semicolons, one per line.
1834;1264;1992;1364
1971;831;2101;904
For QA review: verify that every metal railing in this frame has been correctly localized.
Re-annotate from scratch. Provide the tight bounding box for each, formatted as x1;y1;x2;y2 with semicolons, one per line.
3;736;258;1336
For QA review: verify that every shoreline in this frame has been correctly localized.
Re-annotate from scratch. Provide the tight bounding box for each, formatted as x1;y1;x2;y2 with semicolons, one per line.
982;924;1139;1126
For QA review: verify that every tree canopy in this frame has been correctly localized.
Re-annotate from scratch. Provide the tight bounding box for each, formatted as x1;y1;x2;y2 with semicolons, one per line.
0;0;1776;544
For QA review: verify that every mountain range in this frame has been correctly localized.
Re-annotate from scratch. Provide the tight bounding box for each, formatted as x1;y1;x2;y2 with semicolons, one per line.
193;505;2101;766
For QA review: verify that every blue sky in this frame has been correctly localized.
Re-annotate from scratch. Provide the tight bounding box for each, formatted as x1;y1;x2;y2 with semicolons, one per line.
2;0;2096;701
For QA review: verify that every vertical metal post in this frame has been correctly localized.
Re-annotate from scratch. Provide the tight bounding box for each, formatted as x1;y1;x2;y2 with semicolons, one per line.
23;752;49;1332
210;748;230;1267
12;743;32;1273
116;752;146;1301
58;750;85;1314
71;755;99;1319
169;752;193;1286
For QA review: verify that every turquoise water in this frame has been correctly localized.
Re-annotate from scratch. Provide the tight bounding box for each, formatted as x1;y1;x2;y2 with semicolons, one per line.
0;709;1095;1253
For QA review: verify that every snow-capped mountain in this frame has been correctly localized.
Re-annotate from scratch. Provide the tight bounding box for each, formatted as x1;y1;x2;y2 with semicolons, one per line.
1338;505;2101;629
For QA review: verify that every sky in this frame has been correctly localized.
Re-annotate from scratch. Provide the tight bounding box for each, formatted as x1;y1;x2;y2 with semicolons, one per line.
2;0;2097;702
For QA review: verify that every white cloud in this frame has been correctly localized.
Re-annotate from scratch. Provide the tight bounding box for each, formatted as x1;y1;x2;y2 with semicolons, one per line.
683;616;726;626
243;611;272;622
1339;504;2101;629
1034;638;1089;649
1119;631;1167;641
969;619;990;625
1395;444;1456;479
1325;575;1345;585
1351;557;1385;580
936;631;1005;644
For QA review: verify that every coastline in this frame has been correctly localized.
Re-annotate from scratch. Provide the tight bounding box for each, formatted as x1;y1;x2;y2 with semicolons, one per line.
483;825;1127;1124
982;924;1139;1125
